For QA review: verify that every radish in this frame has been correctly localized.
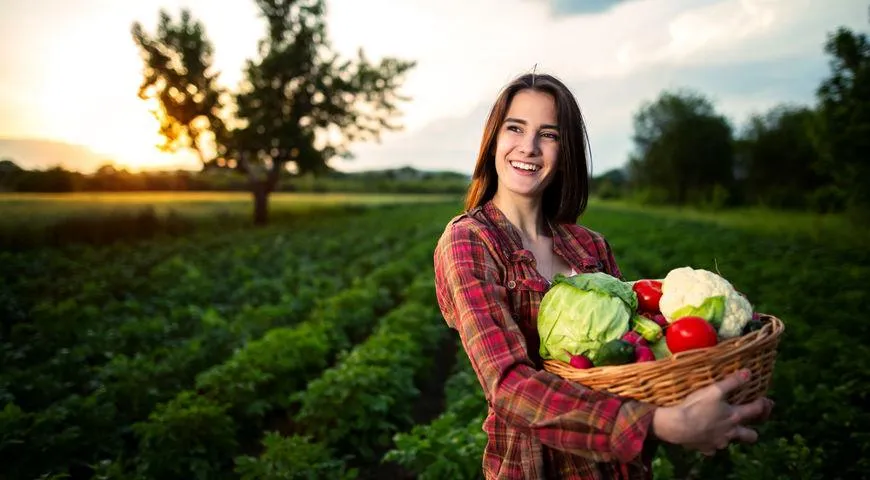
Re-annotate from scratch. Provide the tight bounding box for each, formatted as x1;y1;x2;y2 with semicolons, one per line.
621;330;648;346
634;345;656;363
569;354;594;369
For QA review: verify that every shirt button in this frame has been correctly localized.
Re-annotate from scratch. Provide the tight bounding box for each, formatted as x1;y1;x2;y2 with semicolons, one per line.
507;280;517;289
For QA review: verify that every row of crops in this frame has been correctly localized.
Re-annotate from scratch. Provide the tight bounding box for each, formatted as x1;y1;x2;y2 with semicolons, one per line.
2;200;868;479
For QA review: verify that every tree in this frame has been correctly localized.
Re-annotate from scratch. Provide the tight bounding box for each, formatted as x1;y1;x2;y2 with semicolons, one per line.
736;105;828;209
816;15;870;214
131;1;416;225
131;10;225;165
628;89;734;206
229;0;415;224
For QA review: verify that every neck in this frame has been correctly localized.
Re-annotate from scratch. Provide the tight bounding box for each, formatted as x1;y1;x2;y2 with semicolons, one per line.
492;190;547;242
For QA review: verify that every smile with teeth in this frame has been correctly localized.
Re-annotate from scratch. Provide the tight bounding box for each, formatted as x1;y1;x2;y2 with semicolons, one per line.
510;161;541;172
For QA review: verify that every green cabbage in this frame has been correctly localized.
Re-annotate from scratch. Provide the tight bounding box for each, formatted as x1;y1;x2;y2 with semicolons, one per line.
538;272;636;363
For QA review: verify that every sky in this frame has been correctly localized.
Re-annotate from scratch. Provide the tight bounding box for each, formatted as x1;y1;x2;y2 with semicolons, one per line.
0;0;867;176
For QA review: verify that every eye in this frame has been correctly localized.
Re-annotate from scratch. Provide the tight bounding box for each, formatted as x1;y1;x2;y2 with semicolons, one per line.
541;131;560;141
506;125;522;133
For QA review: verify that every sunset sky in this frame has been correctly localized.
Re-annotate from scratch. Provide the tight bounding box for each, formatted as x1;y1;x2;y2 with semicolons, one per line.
0;0;866;175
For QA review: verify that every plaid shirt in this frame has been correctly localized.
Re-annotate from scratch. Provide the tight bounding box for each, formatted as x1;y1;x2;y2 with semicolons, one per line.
434;201;659;479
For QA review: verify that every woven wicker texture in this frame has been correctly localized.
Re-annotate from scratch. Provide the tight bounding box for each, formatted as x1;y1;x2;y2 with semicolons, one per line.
543;314;785;407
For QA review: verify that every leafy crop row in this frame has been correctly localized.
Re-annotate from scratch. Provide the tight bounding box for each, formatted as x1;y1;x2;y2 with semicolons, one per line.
384;346;488;479
5;200;866;479
1;206;437;411
236;273;449;478
124;243;438;479
0;202;461;480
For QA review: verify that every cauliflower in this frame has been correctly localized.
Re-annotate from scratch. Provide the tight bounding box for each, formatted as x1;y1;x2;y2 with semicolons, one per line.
659;266;753;339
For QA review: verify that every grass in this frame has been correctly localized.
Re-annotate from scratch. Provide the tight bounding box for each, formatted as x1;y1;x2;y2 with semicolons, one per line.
0;191;462;251
0;191;461;223
591;198;870;249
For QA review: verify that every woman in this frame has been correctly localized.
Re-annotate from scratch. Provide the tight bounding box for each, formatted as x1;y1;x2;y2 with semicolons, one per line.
433;72;773;479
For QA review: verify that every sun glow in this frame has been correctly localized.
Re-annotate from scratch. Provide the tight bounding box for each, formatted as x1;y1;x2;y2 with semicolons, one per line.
33;15;204;173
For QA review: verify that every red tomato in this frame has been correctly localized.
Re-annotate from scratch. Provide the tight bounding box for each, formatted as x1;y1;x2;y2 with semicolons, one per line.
665;316;719;354
633;280;663;313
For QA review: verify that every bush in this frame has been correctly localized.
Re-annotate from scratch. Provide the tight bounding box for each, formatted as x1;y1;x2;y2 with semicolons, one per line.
808;185;847;213
234;433;355;480
132;392;237;480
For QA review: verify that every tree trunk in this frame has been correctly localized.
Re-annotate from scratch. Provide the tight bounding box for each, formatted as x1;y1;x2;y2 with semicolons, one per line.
239;152;284;226
252;182;269;226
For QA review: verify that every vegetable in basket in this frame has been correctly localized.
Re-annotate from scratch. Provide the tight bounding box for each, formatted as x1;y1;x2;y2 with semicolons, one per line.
659;266;753;339
631;315;663;343
665;315;719;353
538;272;636;366
632;279;663;313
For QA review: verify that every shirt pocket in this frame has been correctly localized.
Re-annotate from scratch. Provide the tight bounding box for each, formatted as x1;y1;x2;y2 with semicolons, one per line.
504;275;549;317
504;274;549;359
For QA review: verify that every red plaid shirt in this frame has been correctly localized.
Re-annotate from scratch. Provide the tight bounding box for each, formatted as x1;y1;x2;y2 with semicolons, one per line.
434;201;659;479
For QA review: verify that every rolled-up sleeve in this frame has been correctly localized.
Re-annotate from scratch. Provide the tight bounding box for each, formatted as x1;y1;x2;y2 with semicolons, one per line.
434;221;657;463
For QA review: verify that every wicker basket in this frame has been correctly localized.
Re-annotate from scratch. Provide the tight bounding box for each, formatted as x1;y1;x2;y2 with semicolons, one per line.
542;314;785;407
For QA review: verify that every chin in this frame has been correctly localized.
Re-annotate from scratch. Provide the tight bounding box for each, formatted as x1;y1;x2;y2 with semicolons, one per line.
503;183;545;199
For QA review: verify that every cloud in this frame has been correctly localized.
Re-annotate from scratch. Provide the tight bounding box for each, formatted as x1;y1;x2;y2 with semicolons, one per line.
333;0;866;176
339;47;834;177
542;0;640;15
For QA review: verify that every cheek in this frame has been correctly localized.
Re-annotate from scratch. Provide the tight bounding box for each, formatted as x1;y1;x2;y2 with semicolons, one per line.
544;144;560;167
493;135;512;159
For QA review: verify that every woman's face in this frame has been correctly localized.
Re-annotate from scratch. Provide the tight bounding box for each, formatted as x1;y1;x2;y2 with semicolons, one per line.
493;89;560;201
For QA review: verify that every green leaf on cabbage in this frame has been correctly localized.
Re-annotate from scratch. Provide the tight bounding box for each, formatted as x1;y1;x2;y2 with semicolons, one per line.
538;272;636;363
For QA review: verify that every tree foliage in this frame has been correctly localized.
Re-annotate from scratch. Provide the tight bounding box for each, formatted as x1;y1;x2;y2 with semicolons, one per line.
735;105;828;209
628;89;734;206
816;19;870;213
131;10;225;164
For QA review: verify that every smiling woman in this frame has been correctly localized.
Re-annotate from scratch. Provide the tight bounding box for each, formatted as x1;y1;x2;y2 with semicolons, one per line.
433;72;774;480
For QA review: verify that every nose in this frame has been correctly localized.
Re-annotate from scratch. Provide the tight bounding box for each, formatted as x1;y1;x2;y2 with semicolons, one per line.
517;132;539;156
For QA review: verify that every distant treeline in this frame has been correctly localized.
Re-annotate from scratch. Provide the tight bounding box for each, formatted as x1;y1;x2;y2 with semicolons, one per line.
0;163;471;195
592;20;869;218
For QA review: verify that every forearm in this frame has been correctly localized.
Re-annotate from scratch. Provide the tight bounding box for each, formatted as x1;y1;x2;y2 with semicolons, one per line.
490;362;658;463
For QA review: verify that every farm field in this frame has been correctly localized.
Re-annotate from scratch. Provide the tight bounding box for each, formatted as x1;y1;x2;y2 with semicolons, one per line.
1;197;868;479
0;192;461;250
0;191;459;227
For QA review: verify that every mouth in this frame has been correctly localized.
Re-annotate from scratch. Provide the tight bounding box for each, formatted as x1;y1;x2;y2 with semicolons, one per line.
509;160;541;173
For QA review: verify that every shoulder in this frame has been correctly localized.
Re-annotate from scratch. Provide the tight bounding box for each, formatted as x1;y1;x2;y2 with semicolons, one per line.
437;207;496;251
435;207;505;269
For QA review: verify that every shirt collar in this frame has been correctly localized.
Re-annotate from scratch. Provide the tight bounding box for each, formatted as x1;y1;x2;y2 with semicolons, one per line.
480;199;601;272
481;200;566;260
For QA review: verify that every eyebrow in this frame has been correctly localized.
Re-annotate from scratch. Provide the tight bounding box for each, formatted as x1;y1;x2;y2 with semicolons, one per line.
504;117;559;131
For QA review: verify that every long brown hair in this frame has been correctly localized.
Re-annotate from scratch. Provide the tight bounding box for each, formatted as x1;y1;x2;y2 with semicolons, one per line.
464;72;591;223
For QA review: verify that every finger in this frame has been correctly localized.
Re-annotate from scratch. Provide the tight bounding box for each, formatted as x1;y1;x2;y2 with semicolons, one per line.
731;398;766;424
731;425;758;444
754;398;774;423
713;369;751;397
